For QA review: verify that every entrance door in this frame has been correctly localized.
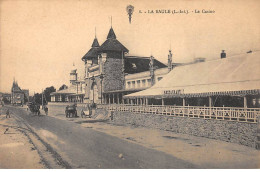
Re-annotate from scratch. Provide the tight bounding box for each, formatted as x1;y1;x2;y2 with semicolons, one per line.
90;83;99;103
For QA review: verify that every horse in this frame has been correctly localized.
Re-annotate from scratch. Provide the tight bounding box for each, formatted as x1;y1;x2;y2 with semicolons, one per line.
65;104;78;118
28;103;40;116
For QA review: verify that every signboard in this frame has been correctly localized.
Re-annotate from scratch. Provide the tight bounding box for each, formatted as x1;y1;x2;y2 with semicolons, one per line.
163;89;184;95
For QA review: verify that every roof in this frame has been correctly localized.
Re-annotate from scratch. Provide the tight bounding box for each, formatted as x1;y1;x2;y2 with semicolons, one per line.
11;81;23;92
50;88;76;95
91;37;99;47
82;38;100;60
125;56;167;74
125;52;260;98
99;27;128;53
107;27;116;39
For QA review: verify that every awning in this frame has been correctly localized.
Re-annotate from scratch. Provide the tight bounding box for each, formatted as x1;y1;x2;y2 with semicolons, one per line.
125;52;260;98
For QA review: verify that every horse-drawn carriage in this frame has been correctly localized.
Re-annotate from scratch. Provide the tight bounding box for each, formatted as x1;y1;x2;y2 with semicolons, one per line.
27;102;40;115
65;104;79;118
65;103;95;118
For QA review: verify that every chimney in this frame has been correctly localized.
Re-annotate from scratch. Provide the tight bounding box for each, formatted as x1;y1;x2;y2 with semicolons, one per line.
221;50;226;59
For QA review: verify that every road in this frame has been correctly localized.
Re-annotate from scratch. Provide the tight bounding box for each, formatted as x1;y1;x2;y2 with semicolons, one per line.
7;106;198;169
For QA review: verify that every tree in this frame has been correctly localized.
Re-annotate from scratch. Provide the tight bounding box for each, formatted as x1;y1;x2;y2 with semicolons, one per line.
44;86;56;102
2;97;10;104
33;93;42;104
59;84;68;91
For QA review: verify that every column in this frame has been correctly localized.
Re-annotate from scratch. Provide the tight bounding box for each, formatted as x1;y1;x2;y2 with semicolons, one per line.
146;98;148;105
109;94;111;104
131;99;133;105
122;93;124;104
244;96;247;108
117;93;120;104
162;98;165;106
113;94;115;104
182;98;186;106
209;96;212;107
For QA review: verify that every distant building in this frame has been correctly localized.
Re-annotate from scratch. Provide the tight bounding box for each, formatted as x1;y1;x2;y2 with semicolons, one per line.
11;79;29;105
50;65;85;103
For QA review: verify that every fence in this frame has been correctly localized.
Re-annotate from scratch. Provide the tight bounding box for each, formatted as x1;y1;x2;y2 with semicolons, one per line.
98;104;259;123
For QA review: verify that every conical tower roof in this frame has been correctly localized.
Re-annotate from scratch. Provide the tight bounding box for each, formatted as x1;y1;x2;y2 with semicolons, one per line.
91;37;100;47
11;79;22;92
82;37;100;61
107;27;116;39
99;27;128;53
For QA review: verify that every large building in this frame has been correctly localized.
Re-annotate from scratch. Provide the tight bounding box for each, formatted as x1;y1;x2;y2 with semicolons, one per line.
50;26;205;104
11;79;29;105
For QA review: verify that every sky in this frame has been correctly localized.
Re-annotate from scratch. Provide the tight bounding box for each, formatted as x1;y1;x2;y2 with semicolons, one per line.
0;0;259;95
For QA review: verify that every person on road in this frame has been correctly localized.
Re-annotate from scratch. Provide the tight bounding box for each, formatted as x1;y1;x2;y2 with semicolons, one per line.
44;105;48;115
6;109;10;118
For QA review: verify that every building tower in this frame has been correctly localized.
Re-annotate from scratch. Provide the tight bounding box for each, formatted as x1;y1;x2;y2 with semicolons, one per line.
81;33;101;103
10;78;25;105
99;26;129;92
70;63;78;85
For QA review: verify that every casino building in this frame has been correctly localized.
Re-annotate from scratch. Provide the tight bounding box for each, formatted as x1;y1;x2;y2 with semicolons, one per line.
81;26;203;104
50;26;199;103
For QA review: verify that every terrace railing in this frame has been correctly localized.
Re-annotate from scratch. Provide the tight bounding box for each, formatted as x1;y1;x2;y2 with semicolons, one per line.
98;104;259;123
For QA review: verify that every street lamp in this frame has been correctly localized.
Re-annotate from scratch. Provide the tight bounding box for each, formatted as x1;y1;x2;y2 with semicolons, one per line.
99;73;104;104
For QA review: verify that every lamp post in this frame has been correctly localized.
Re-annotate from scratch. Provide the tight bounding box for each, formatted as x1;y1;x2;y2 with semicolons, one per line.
99;73;104;104
91;76;95;104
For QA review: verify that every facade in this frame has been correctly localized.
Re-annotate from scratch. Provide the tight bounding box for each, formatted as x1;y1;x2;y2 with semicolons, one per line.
11;80;29;105
125;51;260;108
98;51;260;125
81;27;179;104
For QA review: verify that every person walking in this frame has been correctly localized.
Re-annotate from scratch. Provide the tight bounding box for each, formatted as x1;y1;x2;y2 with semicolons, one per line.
43;105;48;115
6;109;10;118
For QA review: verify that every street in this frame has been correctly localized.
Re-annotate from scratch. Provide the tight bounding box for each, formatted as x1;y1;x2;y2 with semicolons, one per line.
2;106;197;169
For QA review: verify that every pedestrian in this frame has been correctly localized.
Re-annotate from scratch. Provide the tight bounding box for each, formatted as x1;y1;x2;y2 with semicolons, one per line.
89;103;92;118
44;105;48;115
6;109;10;118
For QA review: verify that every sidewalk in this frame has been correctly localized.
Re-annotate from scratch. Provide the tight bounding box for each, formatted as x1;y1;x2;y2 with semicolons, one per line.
0;107;44;169
35;106;260;168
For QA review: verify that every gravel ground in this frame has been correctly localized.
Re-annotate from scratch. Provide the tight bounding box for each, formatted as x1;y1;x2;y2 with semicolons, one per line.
0;107;45;169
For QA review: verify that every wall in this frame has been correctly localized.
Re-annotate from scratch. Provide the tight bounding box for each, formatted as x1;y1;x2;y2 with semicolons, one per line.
103;52;124;92
108;111;258;148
